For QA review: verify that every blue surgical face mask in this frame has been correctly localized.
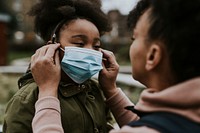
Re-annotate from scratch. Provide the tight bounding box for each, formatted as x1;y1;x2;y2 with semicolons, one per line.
61;47;103;84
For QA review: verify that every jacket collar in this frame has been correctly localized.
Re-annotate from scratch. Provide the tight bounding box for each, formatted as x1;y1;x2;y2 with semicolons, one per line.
59;80;92;97
18;67;93;98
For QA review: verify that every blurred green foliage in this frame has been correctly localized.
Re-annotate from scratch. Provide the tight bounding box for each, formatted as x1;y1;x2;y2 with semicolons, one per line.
7;50;33;64
0;74;21;124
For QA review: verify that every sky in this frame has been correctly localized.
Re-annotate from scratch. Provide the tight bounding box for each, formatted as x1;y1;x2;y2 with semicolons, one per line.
101;0;138;15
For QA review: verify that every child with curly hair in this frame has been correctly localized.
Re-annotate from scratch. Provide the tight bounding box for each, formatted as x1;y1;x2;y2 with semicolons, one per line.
3;0;114;133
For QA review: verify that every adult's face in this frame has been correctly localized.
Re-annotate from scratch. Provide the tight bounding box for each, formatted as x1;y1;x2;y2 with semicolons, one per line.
129;10;151;84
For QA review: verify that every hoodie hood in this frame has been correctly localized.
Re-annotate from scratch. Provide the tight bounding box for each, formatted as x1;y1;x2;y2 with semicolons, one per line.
135;77;200;123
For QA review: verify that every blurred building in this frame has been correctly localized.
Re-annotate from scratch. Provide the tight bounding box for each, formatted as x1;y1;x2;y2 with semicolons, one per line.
101;9;132;64
4;1;131;49
0;14;11;65
0;0;132;65
102;10;131;45
0;0;12;65
5;0;42;48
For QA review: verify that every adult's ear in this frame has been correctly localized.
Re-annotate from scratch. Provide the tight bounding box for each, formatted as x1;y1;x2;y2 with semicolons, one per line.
145;44;162;71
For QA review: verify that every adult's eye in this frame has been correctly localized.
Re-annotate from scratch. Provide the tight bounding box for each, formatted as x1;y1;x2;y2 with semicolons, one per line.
131;37;135;41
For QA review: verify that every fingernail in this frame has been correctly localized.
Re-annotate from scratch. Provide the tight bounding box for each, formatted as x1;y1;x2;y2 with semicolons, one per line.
102;58;107;61
60;47;65;52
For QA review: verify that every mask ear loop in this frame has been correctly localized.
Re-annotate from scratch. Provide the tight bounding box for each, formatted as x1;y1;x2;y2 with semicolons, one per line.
51;19;67;52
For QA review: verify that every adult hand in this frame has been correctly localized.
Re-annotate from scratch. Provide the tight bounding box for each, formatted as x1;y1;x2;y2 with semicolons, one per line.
31;43;61;98
99;49;119;98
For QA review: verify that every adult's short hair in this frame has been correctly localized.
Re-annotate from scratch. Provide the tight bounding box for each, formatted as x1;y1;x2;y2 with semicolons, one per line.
128;0;200;82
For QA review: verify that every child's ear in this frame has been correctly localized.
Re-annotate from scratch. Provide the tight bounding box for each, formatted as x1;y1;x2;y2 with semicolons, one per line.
145;44;162;71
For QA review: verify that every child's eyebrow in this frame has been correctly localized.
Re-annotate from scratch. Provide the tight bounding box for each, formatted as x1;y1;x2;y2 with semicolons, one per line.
71;35;100;42
71;35;87;40
94;38;101;42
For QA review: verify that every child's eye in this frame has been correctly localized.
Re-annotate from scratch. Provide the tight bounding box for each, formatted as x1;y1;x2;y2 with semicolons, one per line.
74;43;84;47
93;45;101;50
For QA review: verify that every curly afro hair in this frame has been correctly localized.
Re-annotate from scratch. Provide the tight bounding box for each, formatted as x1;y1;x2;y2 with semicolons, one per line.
28;0;111;41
